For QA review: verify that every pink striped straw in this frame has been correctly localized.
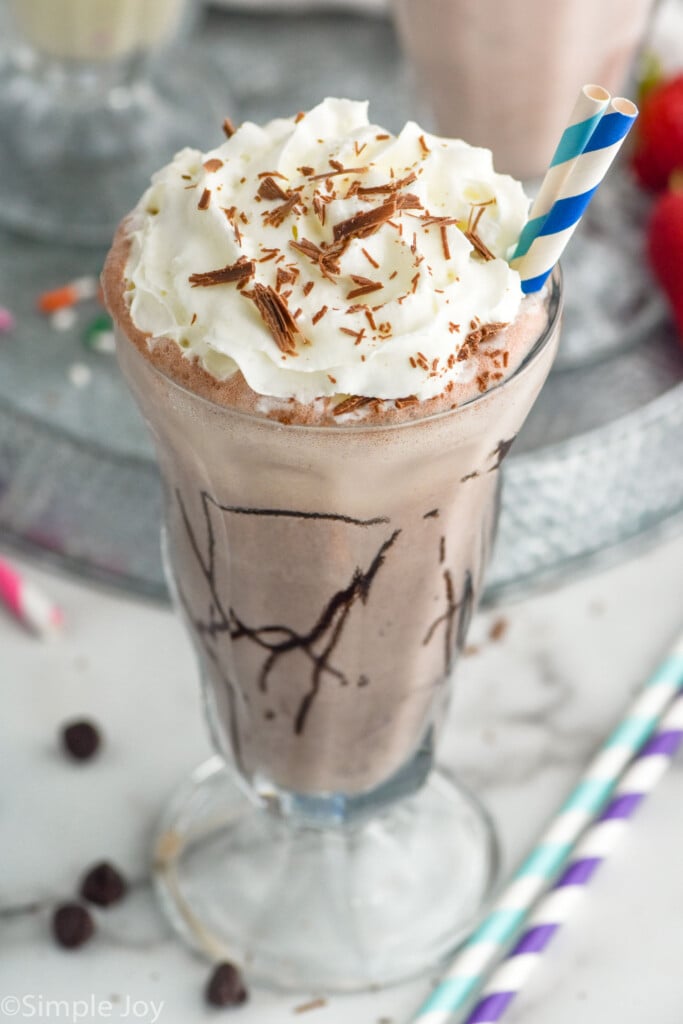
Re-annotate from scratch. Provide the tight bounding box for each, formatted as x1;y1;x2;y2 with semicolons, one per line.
0;556;63;636
462;693;683;1023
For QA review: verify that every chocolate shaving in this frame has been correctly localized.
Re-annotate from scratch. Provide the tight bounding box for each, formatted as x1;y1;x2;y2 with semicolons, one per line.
222;206;242;245
263;194;301;228
464;204;495;261
275;267;298;291
257;170;288;181
258;176;290;201
222;117;236;138
347;280;383;300
203;158;224;173
290;237;348;280
465;231;495;261
244;284;299;355
340;327;366;345
312;305;328;325
298;165;314;176
333;197;400;242
333;395;374;416
440;224;451;260
308;165;369;182
395;193;423;211
361;247;379;268
313;195;327;224
189;257;254;287
356;172;417;196
302;280;314;296
197;188;211;211
395;395;419;408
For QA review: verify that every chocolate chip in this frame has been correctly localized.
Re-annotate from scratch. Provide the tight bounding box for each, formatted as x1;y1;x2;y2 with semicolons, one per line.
52;903;95;949
80;861;127;907
205;962;248;1008
61;720;101;761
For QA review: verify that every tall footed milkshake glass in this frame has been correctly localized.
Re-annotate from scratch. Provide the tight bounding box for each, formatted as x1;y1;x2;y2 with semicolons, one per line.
110;274;560;990
102;98;562;990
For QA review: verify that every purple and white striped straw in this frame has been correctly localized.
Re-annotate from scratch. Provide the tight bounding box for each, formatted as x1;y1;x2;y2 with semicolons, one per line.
412;632;683;1024
463;693;683;1023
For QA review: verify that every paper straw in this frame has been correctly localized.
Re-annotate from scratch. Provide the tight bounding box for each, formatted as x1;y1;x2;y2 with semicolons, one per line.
512;96;638;294
0;556;63;636
513;84;611;260
412;630;683;1024
463;693;683;1023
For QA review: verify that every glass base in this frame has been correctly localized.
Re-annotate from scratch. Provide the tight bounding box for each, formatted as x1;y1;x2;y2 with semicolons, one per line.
0;49;225;245
152;757;499;992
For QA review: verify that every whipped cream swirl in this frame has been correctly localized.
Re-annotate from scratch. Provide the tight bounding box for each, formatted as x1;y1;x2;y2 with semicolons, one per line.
125;98;529;403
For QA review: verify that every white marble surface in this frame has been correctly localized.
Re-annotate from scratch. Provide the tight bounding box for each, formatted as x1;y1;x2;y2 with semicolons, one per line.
2;532;683;1024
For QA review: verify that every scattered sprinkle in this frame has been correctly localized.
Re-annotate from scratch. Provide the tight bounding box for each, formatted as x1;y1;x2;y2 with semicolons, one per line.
50;308;77;332
68;362;92;388
197;188;211;211
38;276;98;314
0;306;16;333
83;313;115;353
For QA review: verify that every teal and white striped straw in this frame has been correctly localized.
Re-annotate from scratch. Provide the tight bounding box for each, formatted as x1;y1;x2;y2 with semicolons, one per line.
411;631;683;1024
511;93;638;294
513;83;610;262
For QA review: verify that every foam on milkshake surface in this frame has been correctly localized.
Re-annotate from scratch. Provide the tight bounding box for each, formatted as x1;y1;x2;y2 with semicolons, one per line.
121;98;535;419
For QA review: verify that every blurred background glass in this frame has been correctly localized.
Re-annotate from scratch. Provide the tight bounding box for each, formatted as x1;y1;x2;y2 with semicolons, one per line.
0;0;221;244
390;0;656;181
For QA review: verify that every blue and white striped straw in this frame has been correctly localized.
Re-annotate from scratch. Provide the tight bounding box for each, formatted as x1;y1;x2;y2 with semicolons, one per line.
411;630;683;1024
511;94;638;294
513;84;610;261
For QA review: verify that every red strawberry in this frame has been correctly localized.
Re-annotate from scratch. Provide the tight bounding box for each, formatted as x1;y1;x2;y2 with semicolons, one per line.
632;73;683;191
647;179;683;341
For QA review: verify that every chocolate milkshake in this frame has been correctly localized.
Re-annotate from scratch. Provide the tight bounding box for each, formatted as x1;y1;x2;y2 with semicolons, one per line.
103;99;561;798
392;0;653;179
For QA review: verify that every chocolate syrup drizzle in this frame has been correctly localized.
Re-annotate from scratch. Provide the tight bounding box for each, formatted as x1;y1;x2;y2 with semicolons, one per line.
176;489;400;734
176;486;480;739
